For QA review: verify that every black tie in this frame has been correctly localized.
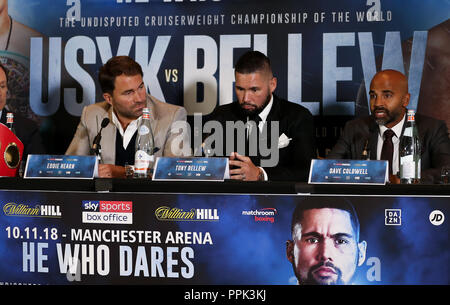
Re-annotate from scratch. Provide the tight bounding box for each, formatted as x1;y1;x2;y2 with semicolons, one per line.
248;114;261;125
246;115;261;163
380;129;395;175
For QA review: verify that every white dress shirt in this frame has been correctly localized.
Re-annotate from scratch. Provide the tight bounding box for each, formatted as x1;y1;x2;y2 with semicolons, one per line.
256;96;273;132
245;96;274;181
111;110;142;150
245;96;273;136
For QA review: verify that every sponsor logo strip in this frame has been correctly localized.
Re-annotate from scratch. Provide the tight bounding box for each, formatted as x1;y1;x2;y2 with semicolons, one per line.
82;200;133;224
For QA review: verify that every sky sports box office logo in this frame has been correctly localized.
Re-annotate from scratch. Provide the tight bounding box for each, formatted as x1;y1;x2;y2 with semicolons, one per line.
82;201;133;224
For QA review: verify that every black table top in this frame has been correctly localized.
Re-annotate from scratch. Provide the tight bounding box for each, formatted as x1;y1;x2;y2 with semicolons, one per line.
0;177;449;196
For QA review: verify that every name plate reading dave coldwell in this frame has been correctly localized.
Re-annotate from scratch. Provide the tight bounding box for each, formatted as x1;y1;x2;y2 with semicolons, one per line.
308;159;389;185
153;157;230;181
24;155;98;179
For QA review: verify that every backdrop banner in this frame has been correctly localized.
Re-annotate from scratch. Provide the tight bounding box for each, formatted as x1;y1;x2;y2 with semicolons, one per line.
1;190;448;285
1;0;449;155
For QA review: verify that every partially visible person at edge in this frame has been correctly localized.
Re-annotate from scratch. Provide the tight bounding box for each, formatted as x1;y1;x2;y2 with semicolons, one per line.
0;63;45;162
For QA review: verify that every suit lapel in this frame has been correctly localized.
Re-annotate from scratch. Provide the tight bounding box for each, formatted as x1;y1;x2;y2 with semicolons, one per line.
147;94;164;153
229;102;246;157
368;118;379;160
263;96;279;153
257;96;280;164
0;110;6;125
102;105;117;164
265;95;280;124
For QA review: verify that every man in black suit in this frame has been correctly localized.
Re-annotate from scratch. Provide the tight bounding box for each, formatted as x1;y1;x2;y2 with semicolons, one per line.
205;51;316;181
328;69;450;183
0;63;45;161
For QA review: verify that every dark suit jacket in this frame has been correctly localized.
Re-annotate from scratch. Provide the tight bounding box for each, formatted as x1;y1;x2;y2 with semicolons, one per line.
328;113;450;183
0;110;45;162
206;95;316;182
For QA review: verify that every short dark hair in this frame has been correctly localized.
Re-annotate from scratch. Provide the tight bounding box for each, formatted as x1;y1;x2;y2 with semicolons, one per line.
291;197;361;241
235;51;272;75
0;62;9;83
98;56;143;94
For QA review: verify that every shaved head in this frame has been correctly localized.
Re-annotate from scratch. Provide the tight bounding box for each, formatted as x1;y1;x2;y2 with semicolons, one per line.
369;69;410;128
370;69;409;94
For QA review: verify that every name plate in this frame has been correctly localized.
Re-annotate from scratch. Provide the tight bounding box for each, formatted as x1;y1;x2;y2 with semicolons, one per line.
24;155;98;179
308;159;388;185
153;157;230;181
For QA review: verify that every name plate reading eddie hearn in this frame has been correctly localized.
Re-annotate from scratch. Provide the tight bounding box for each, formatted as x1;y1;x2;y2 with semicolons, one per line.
153;157;230;181
309;159;389;185
24;155;98;179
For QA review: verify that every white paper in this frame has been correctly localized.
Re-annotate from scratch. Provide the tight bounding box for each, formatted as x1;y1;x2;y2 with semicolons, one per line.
223;158;230;179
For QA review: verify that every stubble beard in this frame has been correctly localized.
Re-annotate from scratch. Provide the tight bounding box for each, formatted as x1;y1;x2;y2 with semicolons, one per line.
239;93;271;118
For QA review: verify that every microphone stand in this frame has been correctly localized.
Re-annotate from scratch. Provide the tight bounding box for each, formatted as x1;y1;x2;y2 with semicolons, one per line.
91;134;103;164
91;117;110;163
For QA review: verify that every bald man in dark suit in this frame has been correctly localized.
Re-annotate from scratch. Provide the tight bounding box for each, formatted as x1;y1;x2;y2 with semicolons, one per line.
328;70;450;183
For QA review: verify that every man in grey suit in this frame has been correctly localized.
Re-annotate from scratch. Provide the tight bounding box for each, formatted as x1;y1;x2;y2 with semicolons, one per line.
66;56;190;178
328;69;450;183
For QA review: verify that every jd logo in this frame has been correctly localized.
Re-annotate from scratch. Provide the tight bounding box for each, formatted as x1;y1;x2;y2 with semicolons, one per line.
429;210;445;226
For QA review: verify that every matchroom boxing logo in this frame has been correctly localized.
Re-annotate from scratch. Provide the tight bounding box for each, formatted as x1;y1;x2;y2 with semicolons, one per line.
241;208;277;223
82;200;133;224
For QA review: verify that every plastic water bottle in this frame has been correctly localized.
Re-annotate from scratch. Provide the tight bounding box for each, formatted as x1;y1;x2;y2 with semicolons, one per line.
134;108;155;178
399;110;421;184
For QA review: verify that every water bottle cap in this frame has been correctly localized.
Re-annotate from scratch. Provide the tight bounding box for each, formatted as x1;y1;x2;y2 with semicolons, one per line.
142;108;150;119
6;112;13;124
407;110;415;122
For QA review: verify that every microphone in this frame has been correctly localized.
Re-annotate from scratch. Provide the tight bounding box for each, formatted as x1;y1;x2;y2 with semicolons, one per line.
194;132;213;157
100;117;110;128
91;118;110;156
361;139;369;160
200;142;212;157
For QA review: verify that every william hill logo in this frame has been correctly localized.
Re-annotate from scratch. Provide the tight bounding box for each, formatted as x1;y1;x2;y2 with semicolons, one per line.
155;206;219;221
3;202;62;218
